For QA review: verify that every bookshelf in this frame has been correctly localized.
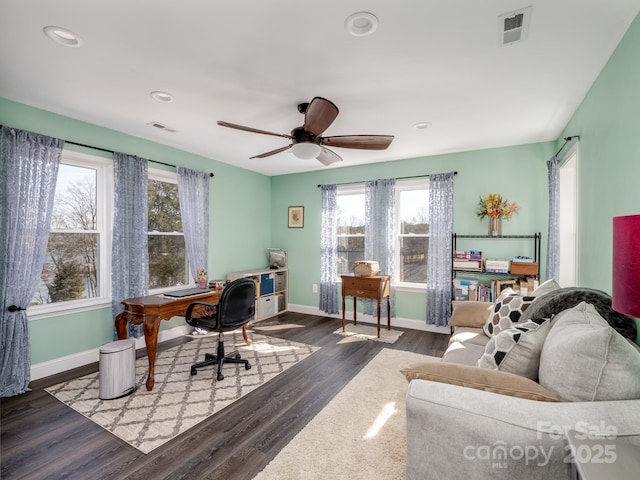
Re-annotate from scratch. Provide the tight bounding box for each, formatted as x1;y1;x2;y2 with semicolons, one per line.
452;233;541;302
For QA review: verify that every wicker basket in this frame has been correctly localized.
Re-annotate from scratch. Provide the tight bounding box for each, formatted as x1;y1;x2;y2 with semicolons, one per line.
352;261;381;276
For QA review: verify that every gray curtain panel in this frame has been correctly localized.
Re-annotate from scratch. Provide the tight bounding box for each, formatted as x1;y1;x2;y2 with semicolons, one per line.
319;184;339;314
426;172;455;326
364;178;396;317
111;152;149;339
0;127;63;397
177;167;210;283
546;155;560;282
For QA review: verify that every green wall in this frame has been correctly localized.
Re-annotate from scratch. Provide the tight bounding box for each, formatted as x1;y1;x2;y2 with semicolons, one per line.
558;12;640;336
0;98;272;363
270;142;554;317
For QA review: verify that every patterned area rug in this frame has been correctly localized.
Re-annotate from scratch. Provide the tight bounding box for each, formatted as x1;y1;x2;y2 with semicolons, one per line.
333;323;404;344
46;331;319;454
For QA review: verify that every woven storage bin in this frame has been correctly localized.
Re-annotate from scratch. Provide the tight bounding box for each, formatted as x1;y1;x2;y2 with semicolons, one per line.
352;261;381;276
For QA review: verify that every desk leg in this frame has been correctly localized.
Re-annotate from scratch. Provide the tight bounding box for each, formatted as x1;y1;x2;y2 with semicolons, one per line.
342;295;346;332
115;312;129;340
142;316;161;391
377;299;381;338
242;325;252;345
387;296;391;331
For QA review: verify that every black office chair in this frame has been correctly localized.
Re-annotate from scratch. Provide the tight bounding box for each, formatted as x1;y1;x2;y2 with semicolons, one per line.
185;278;256;381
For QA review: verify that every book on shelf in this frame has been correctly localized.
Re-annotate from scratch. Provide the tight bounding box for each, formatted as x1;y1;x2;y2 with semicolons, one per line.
453;259;482;270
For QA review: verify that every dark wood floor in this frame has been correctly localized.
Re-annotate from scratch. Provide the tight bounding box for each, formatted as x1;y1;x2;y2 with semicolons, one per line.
1;312;449;480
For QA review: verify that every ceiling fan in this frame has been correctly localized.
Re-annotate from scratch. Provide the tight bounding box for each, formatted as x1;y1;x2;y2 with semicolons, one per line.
217;97;394;166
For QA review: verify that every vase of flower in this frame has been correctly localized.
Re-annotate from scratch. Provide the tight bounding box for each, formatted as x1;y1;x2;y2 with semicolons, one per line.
488;216;502;236
476;193;519;236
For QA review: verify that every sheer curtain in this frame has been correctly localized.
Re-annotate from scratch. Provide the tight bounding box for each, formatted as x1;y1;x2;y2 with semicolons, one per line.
177;167;210;283
426;172;455;326
0;127;63;397
319;185;339;314
546;155;560;282
364;178;396;317
112;152;149;339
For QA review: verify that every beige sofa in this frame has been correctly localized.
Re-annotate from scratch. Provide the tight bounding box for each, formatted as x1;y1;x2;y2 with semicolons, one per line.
404;283;640;479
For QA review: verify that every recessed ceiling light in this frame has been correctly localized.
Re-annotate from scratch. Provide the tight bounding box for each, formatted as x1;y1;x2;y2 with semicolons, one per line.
43;26;83;47
413;122;432;130
150;91;174;103
345;12;379;37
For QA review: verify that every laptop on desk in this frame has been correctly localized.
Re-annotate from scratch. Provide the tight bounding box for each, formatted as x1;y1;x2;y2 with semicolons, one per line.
163;287;211;298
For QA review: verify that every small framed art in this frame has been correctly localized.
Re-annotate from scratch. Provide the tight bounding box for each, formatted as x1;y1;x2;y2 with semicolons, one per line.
288;206;304;228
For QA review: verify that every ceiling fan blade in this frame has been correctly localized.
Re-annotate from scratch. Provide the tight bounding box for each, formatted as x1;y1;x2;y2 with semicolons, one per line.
304;97;339;136
316;147;343;166
217;121;292;139
321;135;394;150
250;144;292;159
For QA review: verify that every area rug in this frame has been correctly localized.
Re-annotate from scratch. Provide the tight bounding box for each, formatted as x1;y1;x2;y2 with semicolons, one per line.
252;348;440;480
333;323;404;344
45;331;319;454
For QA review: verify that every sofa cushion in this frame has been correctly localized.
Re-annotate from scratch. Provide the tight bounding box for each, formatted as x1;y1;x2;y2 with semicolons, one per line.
477;318;552;380
450;327;491;348
483;289;536;337
449;301;495;328
401;362;559;402
539;302;640;401
441;341;487;366
531;278;561;297
520;287;637;339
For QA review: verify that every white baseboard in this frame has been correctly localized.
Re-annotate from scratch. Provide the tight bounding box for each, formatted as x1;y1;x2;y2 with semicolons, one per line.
30;325;192;381
287;303;450;335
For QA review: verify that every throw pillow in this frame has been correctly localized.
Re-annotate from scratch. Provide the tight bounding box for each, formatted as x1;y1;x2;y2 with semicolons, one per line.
539;302;640;401
477;318;552;380
520;287;637;339
531;279;561;297
449;301;495;328
401;362;558;402
483;289;536;337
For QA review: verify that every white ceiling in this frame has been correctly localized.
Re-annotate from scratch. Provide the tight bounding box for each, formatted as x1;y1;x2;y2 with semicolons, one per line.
1;1;638;176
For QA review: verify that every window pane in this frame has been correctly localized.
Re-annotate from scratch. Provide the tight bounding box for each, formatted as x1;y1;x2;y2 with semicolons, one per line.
337;193;365;235
148;235;187;289
399;236;428;283
337;236;364;275
148;179;182;232
400;189;428;235
51;164;97;230
35;233;99;305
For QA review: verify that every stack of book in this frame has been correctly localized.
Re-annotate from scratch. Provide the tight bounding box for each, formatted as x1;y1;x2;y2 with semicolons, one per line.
453;250;482;271
484;259;510;273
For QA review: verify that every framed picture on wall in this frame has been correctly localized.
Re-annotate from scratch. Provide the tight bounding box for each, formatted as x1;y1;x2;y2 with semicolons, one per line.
288;206;304;228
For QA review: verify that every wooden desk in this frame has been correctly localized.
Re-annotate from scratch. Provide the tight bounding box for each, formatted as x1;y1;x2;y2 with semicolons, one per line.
341;275;391;338
115;290;251;391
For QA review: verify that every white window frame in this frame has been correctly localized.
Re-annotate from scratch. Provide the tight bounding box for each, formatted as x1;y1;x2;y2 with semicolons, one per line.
395;178;429;291
28;150;113;320
147;168;190;293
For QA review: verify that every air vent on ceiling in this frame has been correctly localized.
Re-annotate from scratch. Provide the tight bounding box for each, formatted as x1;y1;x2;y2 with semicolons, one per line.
498;6;532;46
147;121;177;133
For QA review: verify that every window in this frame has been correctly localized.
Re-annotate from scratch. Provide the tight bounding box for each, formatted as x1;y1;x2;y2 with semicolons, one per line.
30;151;112;314
147;170;188;290
335;179;430;287
29;151;190;317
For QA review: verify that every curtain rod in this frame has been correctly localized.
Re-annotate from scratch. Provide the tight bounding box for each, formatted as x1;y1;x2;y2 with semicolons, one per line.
554;135;580;158
317;171;457;188
0;125;214;177
64;140;214;177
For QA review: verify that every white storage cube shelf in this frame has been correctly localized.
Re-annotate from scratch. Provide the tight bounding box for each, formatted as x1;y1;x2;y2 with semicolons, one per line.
227;267;288;320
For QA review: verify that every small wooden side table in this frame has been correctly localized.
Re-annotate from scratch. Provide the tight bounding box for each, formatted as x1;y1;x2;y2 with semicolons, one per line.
341;274;391;338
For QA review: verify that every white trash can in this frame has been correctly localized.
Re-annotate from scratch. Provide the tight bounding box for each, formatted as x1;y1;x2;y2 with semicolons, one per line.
99;339;137;400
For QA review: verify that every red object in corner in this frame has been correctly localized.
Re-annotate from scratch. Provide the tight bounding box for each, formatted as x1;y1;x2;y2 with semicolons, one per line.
613;214;640;318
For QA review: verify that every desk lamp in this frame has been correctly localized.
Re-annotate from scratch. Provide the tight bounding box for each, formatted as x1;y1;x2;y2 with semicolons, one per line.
612;214;640;319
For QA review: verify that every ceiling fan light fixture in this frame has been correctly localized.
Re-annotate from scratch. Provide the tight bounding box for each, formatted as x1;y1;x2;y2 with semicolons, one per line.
345;12;378;37
292;142;321;160
43;26;83;47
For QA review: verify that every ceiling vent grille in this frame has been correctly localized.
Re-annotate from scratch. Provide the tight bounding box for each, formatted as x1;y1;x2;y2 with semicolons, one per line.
498;6;532;46
147;121;177;133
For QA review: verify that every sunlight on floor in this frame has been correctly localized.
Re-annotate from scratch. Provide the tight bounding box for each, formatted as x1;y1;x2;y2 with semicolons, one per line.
364;401;397;439
251;323;306;332
247;343;304;353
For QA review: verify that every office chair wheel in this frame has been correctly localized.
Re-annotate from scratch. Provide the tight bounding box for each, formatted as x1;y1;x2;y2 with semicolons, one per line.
205;353;215;361
217;372;224;381
191;367;197;376
245;363;252;370
234;353;241;359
